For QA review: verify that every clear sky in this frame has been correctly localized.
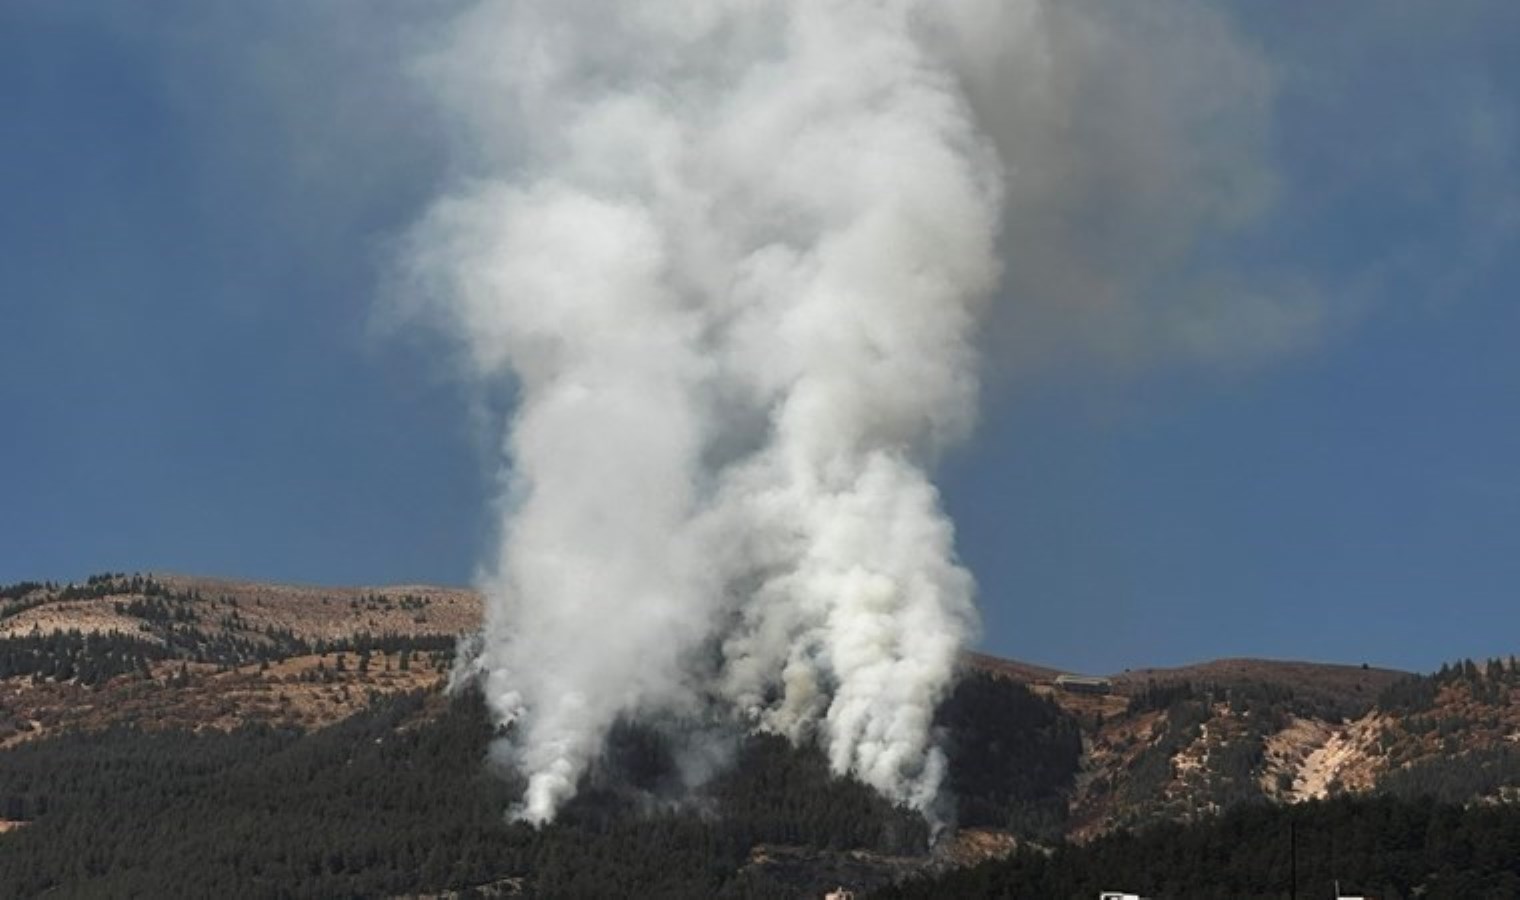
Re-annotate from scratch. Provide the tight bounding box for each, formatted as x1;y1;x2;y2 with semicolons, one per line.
3;2;1517;675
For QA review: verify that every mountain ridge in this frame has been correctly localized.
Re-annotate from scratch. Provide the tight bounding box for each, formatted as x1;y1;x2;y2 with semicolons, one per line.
2;571;1517;896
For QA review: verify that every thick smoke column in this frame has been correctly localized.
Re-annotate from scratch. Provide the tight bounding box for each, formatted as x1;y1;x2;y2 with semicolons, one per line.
407;0;999;824
402;0;1140;825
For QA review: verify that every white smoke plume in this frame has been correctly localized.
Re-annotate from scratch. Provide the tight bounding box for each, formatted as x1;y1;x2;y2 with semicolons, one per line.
399;0;1277;825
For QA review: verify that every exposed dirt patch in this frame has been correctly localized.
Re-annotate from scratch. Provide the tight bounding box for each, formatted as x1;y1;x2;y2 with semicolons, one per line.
1270;713;1387;801
1066;708;1166;840
938;828;1020;868
1261;716;1334;800
1295;725;1355;799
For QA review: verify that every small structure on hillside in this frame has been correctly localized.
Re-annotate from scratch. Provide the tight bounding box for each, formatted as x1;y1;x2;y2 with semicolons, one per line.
1099;892;1147;900
1056;673;1113;695
824;888;855;900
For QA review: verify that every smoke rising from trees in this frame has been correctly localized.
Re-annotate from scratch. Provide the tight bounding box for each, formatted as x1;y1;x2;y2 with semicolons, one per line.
399;0;1281;825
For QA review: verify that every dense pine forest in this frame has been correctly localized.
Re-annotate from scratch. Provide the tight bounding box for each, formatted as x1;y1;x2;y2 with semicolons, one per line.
0;689;849;897
9;681;1519;898
880;795;1520;899
0;671;1079;897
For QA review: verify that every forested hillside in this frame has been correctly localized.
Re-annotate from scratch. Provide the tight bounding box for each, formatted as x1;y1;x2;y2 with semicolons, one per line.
0;577;1073;898
3;573;1519;896
0;674;1068;897
879;795;1520;899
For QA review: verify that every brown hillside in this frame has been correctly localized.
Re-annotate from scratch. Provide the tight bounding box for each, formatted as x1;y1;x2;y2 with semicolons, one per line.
18;569;1518;849
1111;657;1408;720
0;651;454;747
0;572;480;644
964;652;1063;684
151;573;481;641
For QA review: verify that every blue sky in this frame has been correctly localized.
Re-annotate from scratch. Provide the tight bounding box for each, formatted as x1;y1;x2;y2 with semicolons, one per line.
3;2;1517;674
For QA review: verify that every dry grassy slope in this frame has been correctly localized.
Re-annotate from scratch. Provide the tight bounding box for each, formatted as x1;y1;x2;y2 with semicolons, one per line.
154;573;482;640
962;652;1064;685
1111;658;1408;713
967;653;1441;839
0;651;454;747
1252;676;1520;807
0;573;480;643
0;573;474;745
966;653;1408;721
7;577;1394;701
1065;666;1520;839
